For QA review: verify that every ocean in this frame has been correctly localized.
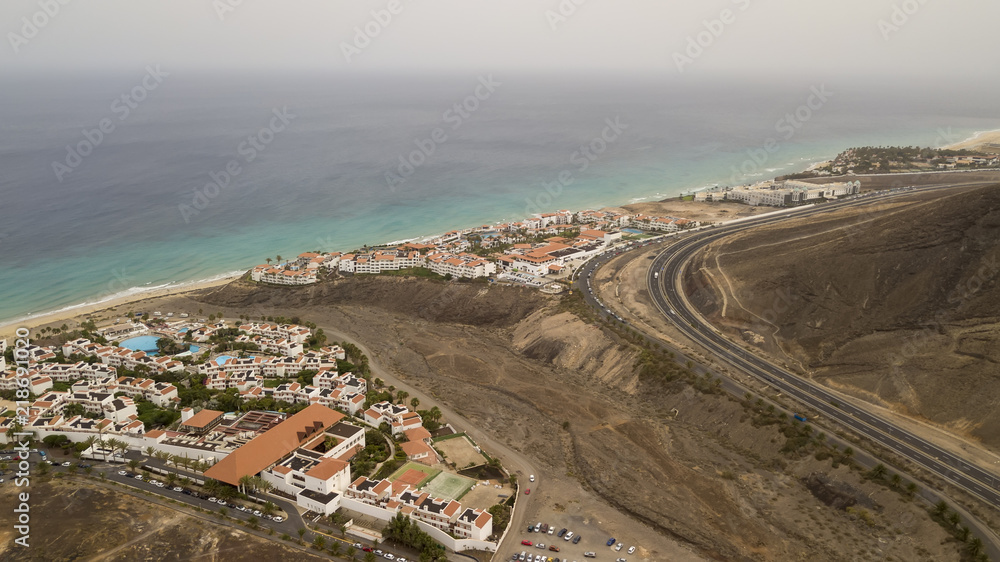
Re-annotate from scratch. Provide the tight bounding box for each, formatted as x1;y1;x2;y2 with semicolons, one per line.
1;72;998;326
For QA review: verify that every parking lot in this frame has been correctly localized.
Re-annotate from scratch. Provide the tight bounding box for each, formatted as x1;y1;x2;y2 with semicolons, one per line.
506;512;649;562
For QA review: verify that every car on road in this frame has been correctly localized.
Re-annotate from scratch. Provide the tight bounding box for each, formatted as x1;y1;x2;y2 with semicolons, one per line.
607;538;616;546
62;461;72;466
628;546;636;554
254;510;262;516
118;470;127;476
134;474;143;480
383;553;394;560
273;516;283;522
173;487;182;492
208;497;217;502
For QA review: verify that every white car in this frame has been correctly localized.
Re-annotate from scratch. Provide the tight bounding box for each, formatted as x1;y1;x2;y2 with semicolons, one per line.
616;542;624;551
208;497;217;503
62;461;72;467
628;546;636;554
118;470;127;476
529;474;535;482
254;510;262;517
273;516;283;523
134;475;143;480
173;487;183;492
384;554;395;560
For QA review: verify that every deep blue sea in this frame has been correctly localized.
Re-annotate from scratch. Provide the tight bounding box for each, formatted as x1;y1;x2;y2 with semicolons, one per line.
1;72;998;326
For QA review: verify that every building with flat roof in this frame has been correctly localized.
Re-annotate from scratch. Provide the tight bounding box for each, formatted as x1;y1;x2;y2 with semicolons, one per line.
178;408;224;435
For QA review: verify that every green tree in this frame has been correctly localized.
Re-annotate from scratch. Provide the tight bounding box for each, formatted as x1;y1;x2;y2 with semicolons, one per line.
297;527;307;544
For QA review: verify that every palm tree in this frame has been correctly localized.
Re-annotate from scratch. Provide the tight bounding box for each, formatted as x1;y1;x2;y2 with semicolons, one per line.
297;527;306;544
410;397;419;410
967;537;985;557
128;458;141;474
330;542;342;556
275;255;283;264
346;546;357;560
144;446;155;458
933;500;949;517
262;501;277;517
364;552;376;562
265;258;272;265
166;472;178;487
239;474;254;495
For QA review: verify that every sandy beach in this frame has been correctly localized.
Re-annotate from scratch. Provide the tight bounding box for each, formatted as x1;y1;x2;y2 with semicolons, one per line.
0;275;240;342
944;129;1000;151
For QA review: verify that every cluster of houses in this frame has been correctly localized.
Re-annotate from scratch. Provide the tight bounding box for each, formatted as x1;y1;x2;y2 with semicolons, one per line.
695;180;862;207
2;320;496;550
344;475;493;541
247;207;703;286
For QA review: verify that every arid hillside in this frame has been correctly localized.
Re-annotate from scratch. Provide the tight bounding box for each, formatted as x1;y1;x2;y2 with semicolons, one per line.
687;184;1000;447
182;274;961;561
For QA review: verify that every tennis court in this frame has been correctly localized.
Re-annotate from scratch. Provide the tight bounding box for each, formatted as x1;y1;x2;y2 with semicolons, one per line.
420;471;477;501
388;462;440;487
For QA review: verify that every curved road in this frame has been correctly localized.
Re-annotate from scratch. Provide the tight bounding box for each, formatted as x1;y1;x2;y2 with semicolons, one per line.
574;182;1000;558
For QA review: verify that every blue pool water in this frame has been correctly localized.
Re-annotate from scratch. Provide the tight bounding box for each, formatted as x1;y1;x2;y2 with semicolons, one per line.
120;335;199;356
120;335;161;354
621;228;644;234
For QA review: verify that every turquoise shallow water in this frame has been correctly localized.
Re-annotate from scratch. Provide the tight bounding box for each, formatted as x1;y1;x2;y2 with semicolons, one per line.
1;74;997;326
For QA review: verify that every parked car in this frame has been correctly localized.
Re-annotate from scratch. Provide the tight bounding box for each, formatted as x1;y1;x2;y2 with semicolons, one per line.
273;516;284;523
557;528;567;537
529;474;535;482
62;461;72;467
628;546;636;554
208;497;217;502
584;553;597;559
535;543;545;549
548;545;560;552
573;535;582;544
525;488;530;495
607;538;616;546
615;542;624;551
564;531;573;541
118;470;127;476
134;475;143;480
521;540;533;547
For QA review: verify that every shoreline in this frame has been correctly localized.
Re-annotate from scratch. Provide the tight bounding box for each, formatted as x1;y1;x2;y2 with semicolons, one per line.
0;274;240;341
943;128;1000;151
6;138;1000;340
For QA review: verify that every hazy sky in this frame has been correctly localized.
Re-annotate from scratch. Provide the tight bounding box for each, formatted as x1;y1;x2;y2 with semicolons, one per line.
3;0;998;78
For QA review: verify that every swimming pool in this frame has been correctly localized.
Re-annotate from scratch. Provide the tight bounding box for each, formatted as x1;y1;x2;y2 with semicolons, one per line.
121;335;199;356
119;335;161;354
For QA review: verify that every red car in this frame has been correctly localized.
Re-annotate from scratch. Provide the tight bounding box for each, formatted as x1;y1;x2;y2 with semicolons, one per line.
362;547;373;552
525;488;530;495
521;540;533;546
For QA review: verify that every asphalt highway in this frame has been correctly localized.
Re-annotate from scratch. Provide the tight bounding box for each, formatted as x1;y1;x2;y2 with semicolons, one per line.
573;182;1000;556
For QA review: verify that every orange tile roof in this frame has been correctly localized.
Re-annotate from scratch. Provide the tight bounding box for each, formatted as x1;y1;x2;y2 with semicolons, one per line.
306;458;350;481
204;404;345;486
182;409;223;429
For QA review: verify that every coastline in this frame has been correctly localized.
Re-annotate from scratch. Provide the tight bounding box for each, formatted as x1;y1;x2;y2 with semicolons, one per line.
6;131;1000;341
944;129;1000;151
0;274;239;342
